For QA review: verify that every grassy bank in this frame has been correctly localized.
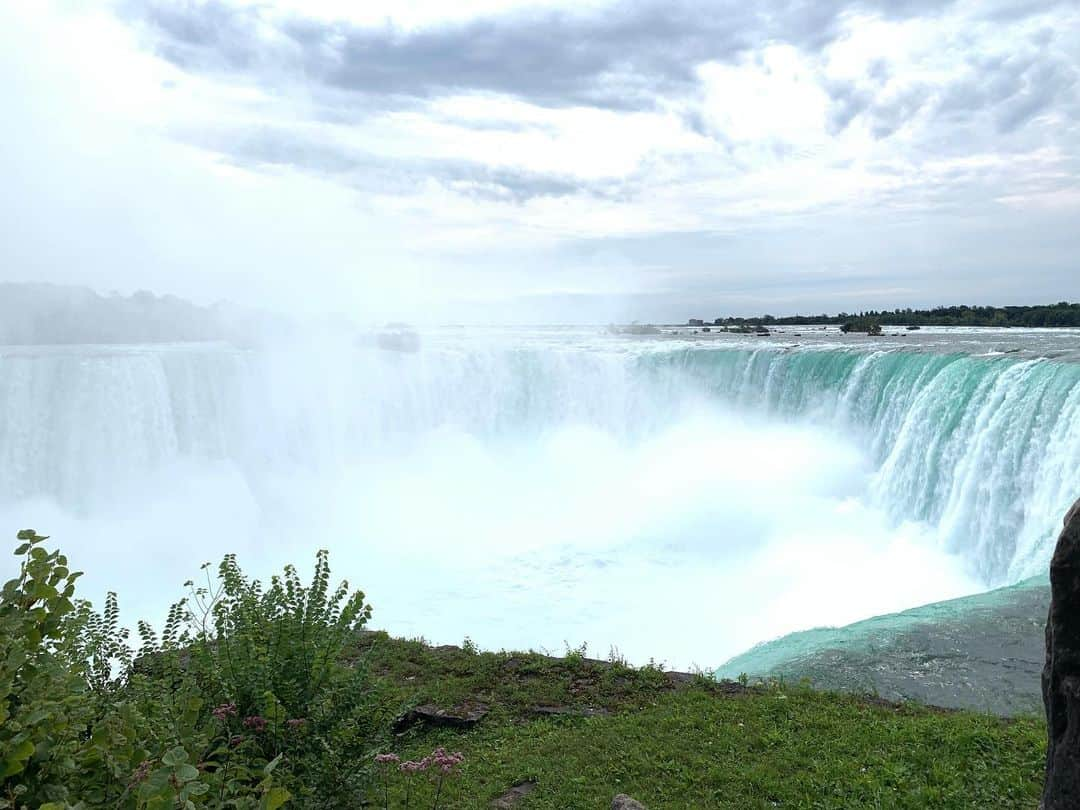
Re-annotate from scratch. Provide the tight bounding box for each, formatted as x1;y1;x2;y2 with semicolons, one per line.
360;633;1046;808
1;534;1045;809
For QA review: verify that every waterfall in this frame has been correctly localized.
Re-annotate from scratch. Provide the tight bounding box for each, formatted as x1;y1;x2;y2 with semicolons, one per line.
2;339;1078;589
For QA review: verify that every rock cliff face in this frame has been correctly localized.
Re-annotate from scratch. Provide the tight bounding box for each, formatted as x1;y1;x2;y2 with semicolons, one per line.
1042;497;1080;810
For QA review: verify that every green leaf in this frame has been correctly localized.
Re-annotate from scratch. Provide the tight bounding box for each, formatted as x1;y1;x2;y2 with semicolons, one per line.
176;763;199;782
0;760;24;779
161;746;188;767
5;738;35;768
13;543;30;556
260;786;291;810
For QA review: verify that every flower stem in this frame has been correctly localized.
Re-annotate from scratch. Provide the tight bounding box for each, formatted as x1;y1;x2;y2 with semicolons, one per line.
431;775;444;810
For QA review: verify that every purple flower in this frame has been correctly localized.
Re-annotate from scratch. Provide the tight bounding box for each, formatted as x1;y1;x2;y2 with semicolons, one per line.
429;747;465;774
374;753;400;765
130;760;152;785
229;735;245;747
399;758;430;774
212;703;238;721
286;718;307;729
243;715;267;732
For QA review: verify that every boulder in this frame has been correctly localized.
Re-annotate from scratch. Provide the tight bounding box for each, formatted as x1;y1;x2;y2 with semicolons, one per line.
1041;498;1080;809
612;795;647;809
392;702;488;732
491;780;537;808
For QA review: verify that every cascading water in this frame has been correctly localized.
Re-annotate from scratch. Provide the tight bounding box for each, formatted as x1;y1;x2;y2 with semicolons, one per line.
639;347;1080;584
1;329;1078;667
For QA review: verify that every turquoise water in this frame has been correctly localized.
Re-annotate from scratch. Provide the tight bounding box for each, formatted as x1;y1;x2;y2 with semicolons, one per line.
715;575;1051;713
633;347;1080;584
1;328;1078;667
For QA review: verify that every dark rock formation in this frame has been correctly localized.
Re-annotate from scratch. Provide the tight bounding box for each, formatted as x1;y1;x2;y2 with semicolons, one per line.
392;702;488;732
1042;498;1080;810
612;795;647;809
491;780;537;808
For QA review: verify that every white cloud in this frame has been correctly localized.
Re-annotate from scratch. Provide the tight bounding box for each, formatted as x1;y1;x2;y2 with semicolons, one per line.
1;0;1077;322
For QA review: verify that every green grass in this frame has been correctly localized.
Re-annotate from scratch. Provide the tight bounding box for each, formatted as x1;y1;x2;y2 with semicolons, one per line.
356;632;1046;809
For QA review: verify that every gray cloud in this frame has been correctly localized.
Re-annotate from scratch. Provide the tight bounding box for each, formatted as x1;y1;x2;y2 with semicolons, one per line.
128;0;956;112
933;50;1079;133
868;84;931;138
824;78;875;134
995;59;1078;132
976;0;1073;22
824;76;934;139
824;34;1080;141
185;125;628;203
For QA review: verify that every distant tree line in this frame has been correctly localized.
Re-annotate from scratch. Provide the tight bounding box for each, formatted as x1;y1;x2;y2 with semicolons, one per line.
705;302;1080;328
0;283;291;345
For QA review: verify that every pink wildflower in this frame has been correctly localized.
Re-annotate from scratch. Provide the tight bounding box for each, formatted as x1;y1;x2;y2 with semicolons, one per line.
130;760;152;785
286;718;307;729
399;758;430;774
243;715;267;732
374;753;400;764
212;702;238;721
430;747;465;774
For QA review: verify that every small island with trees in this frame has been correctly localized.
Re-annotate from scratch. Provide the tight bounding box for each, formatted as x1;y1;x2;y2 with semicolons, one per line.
690;302;1080;331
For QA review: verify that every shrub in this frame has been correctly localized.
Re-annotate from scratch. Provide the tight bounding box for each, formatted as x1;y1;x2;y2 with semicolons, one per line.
141;551;377;804
0;530;90;807
0;530;377;808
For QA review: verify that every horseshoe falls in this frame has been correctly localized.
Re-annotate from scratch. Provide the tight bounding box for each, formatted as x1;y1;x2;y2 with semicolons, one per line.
2;328;1079;678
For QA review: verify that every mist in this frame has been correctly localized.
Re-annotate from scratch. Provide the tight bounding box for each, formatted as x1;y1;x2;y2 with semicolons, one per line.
3;322;1077;667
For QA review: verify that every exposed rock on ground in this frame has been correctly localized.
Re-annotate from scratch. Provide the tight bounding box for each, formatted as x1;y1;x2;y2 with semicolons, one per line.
612;794;647;809
392;702;489;732
1041;497;1080;810
491;780;537;808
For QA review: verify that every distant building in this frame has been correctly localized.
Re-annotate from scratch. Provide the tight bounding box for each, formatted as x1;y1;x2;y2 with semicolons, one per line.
688;318;705;326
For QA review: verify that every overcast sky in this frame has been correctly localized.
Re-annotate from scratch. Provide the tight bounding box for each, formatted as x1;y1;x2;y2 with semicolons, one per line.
2;0;1078;323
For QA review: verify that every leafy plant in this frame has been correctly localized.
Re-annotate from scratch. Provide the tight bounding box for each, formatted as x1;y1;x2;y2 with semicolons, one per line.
0;529;379;808
166;550;373;721
137;550;378;804
0;530;90;808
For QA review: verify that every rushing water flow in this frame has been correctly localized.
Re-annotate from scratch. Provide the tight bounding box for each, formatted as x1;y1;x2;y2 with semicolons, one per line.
1;327;1078;666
